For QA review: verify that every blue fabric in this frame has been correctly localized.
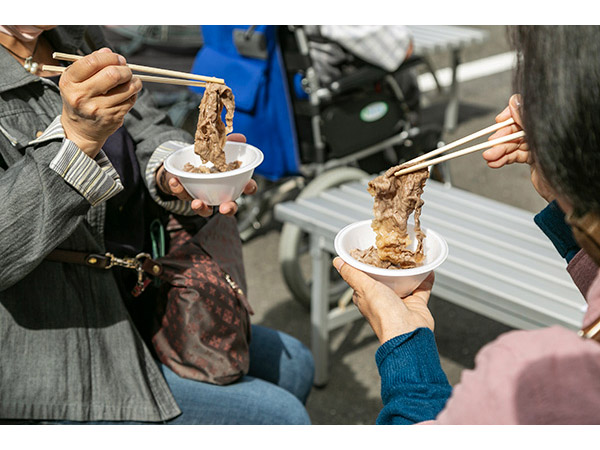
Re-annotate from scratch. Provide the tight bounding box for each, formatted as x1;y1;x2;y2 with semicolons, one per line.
160;324;314;424
534;200;580;262
190;26;300;180
375;327;452;425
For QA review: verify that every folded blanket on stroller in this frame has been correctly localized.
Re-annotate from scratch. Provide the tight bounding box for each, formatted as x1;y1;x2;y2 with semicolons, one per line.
305;25;413;83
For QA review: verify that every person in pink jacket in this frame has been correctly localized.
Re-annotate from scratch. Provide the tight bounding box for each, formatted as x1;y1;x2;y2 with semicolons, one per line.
333;25;600;424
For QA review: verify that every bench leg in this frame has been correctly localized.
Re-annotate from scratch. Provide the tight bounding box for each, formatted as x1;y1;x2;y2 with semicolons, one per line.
444;49;461;132
310;234;330;387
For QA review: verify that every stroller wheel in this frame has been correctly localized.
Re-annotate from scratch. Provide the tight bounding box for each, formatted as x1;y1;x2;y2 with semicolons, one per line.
279;167;369;309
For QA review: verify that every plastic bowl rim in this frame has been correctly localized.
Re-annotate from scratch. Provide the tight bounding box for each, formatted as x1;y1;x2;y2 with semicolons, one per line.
163;142;264;180
334;219;449;277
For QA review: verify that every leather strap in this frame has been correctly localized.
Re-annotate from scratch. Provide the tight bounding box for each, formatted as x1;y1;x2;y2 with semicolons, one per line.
46;249;112;269
46;249;163;277
142;257;164;277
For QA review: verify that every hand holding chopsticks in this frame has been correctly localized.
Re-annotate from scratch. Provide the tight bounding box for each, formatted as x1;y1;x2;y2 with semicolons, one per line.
394;118;525;177
42;51;224;88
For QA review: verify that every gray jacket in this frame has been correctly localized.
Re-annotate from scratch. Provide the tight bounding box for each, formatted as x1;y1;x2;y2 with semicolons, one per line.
0;26;194;422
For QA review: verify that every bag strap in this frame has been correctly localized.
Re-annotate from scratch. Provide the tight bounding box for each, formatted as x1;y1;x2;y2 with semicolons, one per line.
46;249;163;277
46;249;112;268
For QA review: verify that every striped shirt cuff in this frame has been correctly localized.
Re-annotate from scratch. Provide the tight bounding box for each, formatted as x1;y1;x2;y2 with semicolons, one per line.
49;140;123;207
29;115;66;145
38;116;123;206
145;140;195;216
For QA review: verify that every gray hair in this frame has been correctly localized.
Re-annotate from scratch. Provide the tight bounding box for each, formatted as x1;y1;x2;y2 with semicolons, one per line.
510;25;600;216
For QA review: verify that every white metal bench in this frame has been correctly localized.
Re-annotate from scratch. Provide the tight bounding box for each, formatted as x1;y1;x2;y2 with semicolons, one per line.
407;25;489;131
274;179;587;385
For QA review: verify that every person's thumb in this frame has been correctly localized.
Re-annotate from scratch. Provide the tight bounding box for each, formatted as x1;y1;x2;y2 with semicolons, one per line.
333;257;375;292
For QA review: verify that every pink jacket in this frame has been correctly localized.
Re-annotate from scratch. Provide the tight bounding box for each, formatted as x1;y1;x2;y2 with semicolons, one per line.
430;251;600;424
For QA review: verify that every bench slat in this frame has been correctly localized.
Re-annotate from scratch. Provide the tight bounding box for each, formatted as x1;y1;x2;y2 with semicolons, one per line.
444;246;581;310
409;25;489;54
422;205;557;254
276;202;347;237
436;227;570;282
432;279;580;330
435;261;584;329
412;25;488;43
425;182;539;226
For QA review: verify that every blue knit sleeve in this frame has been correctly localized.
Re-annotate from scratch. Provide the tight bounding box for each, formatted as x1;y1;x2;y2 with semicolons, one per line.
375;327;452;425
534;200;580;262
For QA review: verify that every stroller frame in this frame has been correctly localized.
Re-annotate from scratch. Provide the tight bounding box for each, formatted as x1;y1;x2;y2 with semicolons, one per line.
290;26;417;176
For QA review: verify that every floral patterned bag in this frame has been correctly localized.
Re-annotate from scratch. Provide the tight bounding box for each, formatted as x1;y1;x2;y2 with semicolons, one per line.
151;214;254;385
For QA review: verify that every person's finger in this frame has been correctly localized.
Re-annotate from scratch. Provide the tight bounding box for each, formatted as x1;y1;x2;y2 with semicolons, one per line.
83;64;135;97
488;123;522;141
485;154;511;168
226;133;247;143
484;150;530;168
495;104;511;122
168;177;193;201
100;76;142;106
508;94;523;127
482;142;519;161
243;179;258;195
482;143;526;167
507;150;530;165
101;93;138;122
406;272;435;303
333;257;378;294
526;150;534;165
400;273;435;327
219;201;238;216
191;199;214;217
482;134;529;166
100;85;141;118
66;49;127;84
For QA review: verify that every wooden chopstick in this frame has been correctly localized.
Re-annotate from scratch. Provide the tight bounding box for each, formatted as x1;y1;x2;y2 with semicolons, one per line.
42;65;207;88
52;52;224;85
400;118;516;168
394;130;525;177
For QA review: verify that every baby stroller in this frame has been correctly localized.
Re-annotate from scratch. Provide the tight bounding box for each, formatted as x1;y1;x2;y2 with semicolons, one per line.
186;25;447;308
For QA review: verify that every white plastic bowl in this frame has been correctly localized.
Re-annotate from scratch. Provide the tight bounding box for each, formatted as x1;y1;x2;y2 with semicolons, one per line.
163;141;264;206
334;219;448;297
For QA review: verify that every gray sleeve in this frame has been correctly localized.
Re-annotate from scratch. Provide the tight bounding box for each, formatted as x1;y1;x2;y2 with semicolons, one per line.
0;145;87;290
0;117;123;290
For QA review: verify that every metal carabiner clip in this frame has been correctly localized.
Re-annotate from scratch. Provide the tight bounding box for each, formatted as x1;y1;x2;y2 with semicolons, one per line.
104;252;139;270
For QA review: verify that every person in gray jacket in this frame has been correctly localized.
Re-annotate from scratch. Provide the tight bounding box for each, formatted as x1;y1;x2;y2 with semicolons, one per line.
0;25;314;424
